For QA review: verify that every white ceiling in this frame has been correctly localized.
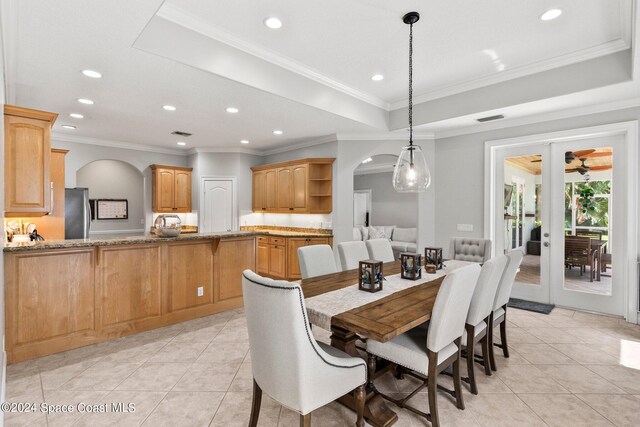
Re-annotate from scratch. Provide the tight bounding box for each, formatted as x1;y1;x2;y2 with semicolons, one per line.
5;0;639;152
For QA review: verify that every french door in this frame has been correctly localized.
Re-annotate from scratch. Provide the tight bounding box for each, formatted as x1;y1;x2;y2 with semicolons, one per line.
493;135;627;316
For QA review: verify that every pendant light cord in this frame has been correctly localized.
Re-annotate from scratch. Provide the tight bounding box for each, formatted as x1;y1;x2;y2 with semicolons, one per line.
408;21;413;146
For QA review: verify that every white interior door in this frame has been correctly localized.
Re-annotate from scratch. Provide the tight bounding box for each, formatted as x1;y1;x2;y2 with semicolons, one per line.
202;179;234;233
494;145;551;304
549;137;624;316
353;190;371;227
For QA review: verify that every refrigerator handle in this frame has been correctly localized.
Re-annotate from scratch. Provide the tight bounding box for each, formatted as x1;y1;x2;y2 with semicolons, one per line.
47;182;54;215
85;198;91;238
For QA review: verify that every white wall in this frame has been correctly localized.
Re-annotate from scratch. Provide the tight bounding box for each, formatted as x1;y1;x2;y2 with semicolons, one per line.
0;6;5;413
354;171;417;227
77;160;145;235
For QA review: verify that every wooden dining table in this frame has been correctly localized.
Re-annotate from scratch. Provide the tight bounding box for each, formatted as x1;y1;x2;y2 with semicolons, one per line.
300;259;471;427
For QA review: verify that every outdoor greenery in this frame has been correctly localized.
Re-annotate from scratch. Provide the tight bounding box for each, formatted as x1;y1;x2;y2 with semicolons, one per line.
564;180;610;230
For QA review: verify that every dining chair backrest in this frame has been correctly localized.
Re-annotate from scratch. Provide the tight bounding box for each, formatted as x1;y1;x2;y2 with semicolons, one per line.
493;250;524;311
242;270;364;414
576;229;603;239
337;241;370;271
466;255;508;327
365;239;395;263
565;236;591;257
449;237;492;263
298;244;338;279
427;264;481;353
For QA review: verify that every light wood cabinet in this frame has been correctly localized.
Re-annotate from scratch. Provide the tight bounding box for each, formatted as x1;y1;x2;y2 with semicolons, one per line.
257;236;269;274
4;105;58;216
286;238;308;278
251;158;333;214
151;164;192;213
256;235;332;280
4;236;256;364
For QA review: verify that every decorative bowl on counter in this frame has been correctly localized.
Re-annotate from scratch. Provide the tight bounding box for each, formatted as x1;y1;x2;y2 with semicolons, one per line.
153;214;182;237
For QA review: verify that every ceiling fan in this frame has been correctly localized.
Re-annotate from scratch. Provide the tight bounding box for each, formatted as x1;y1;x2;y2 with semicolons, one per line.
530;149;610;163
565;158;612;175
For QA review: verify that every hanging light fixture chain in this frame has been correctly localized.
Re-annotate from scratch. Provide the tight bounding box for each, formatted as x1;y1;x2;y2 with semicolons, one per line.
408;21;413;146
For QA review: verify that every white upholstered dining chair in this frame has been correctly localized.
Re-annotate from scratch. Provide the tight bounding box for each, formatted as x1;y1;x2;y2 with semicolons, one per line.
449;237;492;263
367;264;481;427
242;270;367;427
365;238;395;263
337;241;369;271
298;244;338;279
488;250;524;371
463;254;508;394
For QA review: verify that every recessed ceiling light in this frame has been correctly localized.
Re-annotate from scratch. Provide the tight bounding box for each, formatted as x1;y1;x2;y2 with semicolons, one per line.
226;107;239;113
371;74;384;81
240;139;250;144
82;69;102;78
540;9;562;21
77;98;94;105
162;105;177;111
272;130;283;135
264;17;282;29
69;113;84;119
61;125;76;130
177;141;186;146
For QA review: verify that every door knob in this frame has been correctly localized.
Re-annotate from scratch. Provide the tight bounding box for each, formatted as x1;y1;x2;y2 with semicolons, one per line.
543;242;550;247
227;229;231;232
544;233;549;237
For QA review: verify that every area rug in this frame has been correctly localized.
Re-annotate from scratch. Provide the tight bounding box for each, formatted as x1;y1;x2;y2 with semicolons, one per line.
508;298;555;314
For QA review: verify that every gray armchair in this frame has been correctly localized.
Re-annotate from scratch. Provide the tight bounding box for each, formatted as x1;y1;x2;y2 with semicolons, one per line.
449;238;492;264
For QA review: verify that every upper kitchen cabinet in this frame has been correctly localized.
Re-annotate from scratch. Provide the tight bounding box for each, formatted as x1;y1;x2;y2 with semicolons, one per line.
4;105;58;216
251;158;334;214
150;164;192;213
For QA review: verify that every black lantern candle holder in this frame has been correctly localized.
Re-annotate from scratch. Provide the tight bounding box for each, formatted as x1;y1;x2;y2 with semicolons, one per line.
359;260;384;293
424;247;444;270
400;252;422;280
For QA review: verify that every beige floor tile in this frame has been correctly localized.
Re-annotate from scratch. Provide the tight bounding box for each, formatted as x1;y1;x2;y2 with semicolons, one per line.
522;327;585;344
40;357;103;390
5;372;42;400
116;362;190;391
585;364;640;394
210;391;281;427
576;393;640;426
387;391;481;427
572;312;621;328
42;389;109;427
506;315;550;329
510;343;578;365
212;323;250;343
59;362;141;391
101;340;168;364
197;341;249;365
518;393;612;426
551;343;621;365
465;393;546;427
535;365;625;394
228;359;254;392
73;390;166;427
141;391;224;426
146;342;208;363
562;327;623;345
173;362;239;392
171;324;224;343
2;388;46;427
492;348;532;369
502;327;544;344
495;364;569;394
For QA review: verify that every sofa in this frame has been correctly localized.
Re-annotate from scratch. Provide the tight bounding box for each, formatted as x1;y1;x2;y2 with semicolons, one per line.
352;225;417;259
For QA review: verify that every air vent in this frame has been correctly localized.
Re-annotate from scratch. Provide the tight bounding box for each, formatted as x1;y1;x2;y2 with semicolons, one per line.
476;114;505;123
171;130;192;137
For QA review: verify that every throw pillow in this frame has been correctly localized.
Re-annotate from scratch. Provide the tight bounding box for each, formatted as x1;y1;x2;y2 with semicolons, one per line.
368;226;387;240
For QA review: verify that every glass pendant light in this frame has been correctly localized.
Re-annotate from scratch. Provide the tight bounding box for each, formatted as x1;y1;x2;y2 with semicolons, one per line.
393;12;431;193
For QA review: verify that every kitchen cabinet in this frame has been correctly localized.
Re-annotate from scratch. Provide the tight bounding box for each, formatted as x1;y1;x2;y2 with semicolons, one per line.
256;235;332;280
215;236;256;301
251;158;334;213
4;105;58;216
151;164;192;213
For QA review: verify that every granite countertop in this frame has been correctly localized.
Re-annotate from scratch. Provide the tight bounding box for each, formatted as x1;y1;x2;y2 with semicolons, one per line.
257;230;333;238
3;231;259;252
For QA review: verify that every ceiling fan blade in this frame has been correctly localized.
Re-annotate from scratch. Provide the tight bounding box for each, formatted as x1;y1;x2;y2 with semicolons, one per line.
565;168;579;173
572;149;596;158
580;152;612;158
530;159;542;163
587;165;612;171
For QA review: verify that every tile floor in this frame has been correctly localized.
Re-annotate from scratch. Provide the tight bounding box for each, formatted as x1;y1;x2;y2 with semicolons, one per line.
4;306;640;426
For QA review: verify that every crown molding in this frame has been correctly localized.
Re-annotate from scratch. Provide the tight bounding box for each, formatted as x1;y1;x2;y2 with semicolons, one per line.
335;132;435;141
434;97;640;139
188;146;264;156
354;163;395;176
390;40;632;110
260;134;338;156
51;133;188;156
157;3;390;111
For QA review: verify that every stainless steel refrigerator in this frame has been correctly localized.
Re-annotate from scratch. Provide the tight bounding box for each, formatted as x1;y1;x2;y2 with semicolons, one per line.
65;188;91;239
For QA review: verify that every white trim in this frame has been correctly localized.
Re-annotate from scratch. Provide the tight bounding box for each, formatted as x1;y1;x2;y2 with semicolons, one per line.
51;133;187;156
199;176;238;233
434;97;640;140
188;146;263;156
354;164;395;176
260;134;337;156
353;189;372;227
336;133;435;141
89;229;145;235
484;120;639;322
157;3;389;110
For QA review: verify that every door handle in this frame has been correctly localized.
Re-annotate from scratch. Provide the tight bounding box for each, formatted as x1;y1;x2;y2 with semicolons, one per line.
544;233;549;237
543;242;550;247
227;229;231;232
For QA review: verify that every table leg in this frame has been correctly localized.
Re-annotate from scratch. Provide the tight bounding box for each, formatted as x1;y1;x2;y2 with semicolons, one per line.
331;325;399;427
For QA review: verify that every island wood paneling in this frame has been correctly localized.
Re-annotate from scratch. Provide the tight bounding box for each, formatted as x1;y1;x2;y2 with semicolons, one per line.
5;236;256;364
98;244;162;327
165;241;214;312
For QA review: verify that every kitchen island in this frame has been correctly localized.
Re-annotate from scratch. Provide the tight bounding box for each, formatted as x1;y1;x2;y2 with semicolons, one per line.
3;232;258;363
